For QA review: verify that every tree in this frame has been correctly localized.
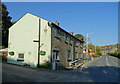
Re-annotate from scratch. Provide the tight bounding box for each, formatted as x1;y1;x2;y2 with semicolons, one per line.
74;34;84;41
84;43;102;53
2;3;12;48
88;43;95;52
12;21;17;24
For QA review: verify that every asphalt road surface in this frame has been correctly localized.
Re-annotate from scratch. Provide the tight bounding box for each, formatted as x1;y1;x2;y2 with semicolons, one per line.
2;55;120;82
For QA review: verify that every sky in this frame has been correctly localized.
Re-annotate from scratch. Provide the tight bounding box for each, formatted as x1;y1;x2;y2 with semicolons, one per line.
2;0;120;2
4;2;118;46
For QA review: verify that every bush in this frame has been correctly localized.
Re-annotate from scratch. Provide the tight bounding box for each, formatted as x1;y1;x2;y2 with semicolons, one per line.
38;62;51;69
23;63;30;66
108;51;120;59
95;52;102;56
0;54;7;62
0;46;5;49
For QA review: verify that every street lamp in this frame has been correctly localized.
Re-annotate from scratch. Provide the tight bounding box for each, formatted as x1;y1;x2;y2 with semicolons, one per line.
86;32;94;55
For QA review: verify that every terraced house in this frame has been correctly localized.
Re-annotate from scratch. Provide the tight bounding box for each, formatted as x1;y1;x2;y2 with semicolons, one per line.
7;13;85;70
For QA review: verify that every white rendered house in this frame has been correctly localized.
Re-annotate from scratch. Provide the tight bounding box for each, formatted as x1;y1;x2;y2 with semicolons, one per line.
7;13;52;68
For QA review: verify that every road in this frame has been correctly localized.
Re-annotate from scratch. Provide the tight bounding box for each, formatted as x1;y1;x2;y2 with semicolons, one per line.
2;55;120;82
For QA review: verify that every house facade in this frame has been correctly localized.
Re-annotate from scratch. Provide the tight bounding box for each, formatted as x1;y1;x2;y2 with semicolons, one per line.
7;13;85;69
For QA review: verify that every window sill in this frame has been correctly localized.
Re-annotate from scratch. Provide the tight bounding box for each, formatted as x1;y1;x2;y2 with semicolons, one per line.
17;58;24;61
75;46;78;47
69;43;72;46
55;36;61;40
56;59;60;62
65;41;69;44
67;59;72;61
75;58;78;60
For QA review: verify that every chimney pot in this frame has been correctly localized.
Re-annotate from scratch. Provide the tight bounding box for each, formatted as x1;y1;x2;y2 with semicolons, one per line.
55;21;59;26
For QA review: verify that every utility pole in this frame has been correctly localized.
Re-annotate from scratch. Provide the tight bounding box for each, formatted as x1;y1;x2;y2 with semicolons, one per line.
86;32;93;55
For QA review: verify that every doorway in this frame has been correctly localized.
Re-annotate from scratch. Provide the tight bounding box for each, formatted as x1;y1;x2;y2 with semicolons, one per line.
52;50;59;70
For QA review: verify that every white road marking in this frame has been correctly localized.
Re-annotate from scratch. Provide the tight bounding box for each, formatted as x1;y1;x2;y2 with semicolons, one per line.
106;56;112;67
106;56;109;66
80;56;102;71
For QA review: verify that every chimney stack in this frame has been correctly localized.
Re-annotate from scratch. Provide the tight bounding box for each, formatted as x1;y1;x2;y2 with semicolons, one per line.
55;21;59;26
68;32;74;35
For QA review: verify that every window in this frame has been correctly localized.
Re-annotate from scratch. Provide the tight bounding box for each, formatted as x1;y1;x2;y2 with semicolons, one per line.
64;33;69;43
53;50;60;61
56;51;59;60
55;28;60;37
75;43;79;48
70;36;72;41
19;53;24;58
75;45;78;47
64;33;67;42
67;50;71;59
70;37;73;45
80;46;83;49
75;52;78;59
67;35;69;40
17;53;24;61
80;54;83;59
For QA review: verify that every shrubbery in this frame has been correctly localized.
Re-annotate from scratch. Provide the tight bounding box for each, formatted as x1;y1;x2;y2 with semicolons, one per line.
0;54;7;62
38;62;51;69
23;63;30;66
95;52;102;56
108;51;120;59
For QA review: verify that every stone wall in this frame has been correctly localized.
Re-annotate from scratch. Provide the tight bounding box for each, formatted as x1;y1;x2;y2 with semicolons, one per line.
51;24;84;69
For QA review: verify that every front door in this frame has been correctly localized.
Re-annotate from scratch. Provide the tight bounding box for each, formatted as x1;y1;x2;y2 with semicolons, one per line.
52;50;59;70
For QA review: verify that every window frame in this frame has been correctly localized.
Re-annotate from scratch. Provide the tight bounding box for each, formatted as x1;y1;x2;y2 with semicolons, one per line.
17;53;24;61
75;52;78;60
54;28;60;37
67;50;71;60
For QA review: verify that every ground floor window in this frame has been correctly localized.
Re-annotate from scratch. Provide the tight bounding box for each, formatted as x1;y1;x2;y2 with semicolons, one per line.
80;54;83;59
75;52;78;60
67;50;71;59
17;53;24;61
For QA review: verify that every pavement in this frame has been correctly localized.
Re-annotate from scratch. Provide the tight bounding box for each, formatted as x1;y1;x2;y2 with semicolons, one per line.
2;55;120;82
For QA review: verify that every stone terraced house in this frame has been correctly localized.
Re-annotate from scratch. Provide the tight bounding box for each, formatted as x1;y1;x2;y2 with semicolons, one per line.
7;13;85;70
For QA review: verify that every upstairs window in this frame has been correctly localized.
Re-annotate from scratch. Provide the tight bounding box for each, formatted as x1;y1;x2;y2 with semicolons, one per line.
55;28;60;37
75;43;79;48
70;38;72;45
80;44;83;49
67;35;70;41
70;36;72;41
64;33;70;43
64;33;67;42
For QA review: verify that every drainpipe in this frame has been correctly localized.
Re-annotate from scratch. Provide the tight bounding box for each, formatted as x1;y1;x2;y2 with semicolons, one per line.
73;41;75;61
37;19;41;67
